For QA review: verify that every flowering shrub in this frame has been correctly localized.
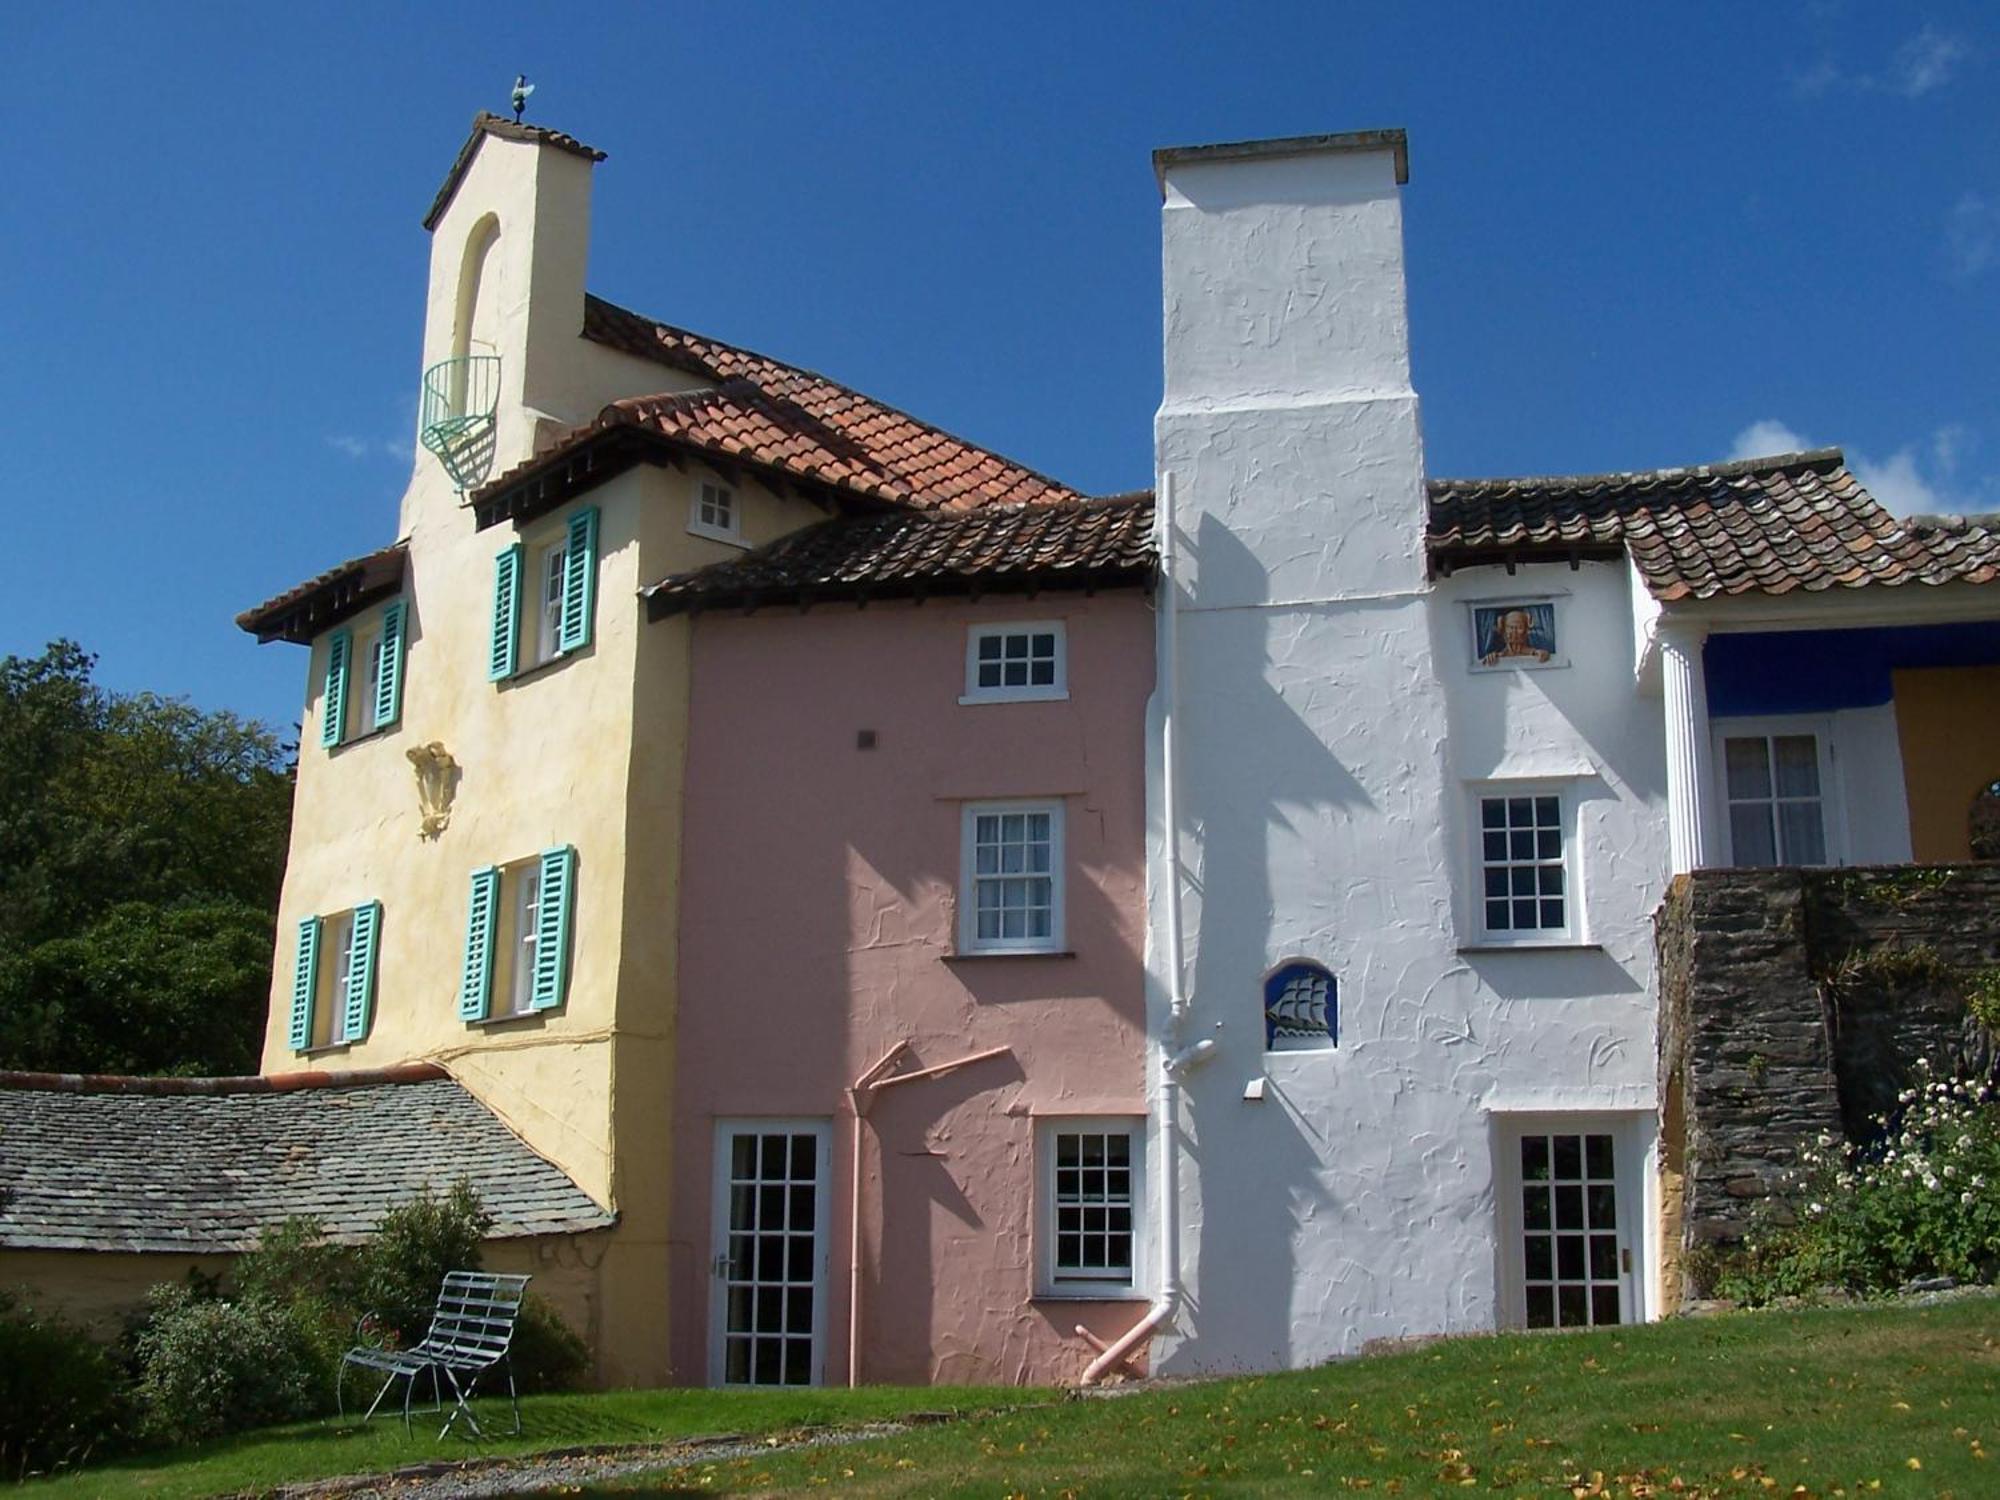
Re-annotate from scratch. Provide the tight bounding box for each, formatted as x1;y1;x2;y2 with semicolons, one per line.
1713;1061;2000;1304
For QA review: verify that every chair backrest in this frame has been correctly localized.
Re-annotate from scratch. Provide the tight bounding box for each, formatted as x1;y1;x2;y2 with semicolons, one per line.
419;1271;531;1364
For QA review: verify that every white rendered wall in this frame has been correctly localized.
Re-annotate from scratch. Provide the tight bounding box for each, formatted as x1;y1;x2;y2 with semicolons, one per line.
1151;142;1667;1374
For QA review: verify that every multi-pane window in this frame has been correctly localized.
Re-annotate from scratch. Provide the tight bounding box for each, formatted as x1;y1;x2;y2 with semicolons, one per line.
1722;733;1827;867
692;481;739;541
963;622;1066;703
1041;1122;1142;1294
311;910;355;1049
962;802;1063;953
458;847;577;1022
1478;792;1569;938
494;859;543;1017
533;541;567;667
352;624;383;738
1518;1131;1626;1329
320;600;405;748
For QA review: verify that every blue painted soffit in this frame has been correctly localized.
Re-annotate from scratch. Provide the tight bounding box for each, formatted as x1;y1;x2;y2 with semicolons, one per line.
1706;620;2000;717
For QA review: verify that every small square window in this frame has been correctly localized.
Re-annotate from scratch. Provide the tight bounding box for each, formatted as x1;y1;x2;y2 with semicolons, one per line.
960;801;1064;953
1475;787;1577;942
1039;1120;1144;1296
690;480;743;544
962;622;1067;703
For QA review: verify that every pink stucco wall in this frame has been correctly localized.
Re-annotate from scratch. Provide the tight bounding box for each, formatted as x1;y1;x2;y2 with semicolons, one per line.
670;591;1154;1386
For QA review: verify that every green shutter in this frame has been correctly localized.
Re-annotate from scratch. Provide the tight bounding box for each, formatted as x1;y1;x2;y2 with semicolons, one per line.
459;867;500;1020
320;630;351;747
374;601;406;727
344;900;382;1042
530;844;576;1010
556;507;599;654
490;545;523;681
288;916;321;1051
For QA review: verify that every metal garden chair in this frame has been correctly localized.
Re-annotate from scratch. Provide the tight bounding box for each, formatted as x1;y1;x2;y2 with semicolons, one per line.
337;1270;531;1439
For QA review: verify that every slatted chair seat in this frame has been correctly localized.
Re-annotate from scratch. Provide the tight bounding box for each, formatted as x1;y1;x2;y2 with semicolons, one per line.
338;1271;531;1439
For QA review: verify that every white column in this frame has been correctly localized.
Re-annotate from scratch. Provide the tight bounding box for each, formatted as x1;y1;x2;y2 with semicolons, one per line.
1661;627;1714;874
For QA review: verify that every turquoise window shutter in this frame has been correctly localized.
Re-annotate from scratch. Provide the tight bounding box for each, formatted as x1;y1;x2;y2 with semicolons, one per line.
557;507;599;654
288;916;321;1051
344;900;382;1042
459;867;500;1020
374;602;406;727
530;844;576;1010
490;545;524;681
321;631;351;747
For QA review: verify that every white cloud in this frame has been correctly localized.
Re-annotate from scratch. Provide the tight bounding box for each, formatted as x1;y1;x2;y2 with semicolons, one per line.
1886;25;1967;97
1789;26;1970;101
1727;420;1987;517
325;434;413;462
1945;191;1998;280
1726;420;1813;462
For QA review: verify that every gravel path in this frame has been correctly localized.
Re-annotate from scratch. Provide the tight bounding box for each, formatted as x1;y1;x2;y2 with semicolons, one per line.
275;1416;953;1499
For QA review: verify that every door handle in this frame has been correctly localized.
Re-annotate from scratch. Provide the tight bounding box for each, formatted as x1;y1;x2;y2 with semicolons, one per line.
712;1253;731;1278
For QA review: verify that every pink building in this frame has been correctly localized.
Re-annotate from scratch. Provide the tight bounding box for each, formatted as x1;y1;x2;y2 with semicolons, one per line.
656;500;1157;1385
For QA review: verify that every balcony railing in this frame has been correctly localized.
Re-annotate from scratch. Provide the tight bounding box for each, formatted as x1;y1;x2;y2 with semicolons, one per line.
419;355;501;491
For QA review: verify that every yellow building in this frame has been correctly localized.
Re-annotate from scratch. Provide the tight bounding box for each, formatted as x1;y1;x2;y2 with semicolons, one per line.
234;113;1086;1385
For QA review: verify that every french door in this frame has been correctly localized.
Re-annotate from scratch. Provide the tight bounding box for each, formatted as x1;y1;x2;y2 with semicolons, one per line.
709;1120;831;1386
1500;1121;1640;1330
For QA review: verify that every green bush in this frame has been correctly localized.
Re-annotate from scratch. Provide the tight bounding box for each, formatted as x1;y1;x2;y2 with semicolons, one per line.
1713;1061;2000;1304
511;1293;591;1393
132;1284;326;1446
351;1181;493;1347
0;1289;128;1477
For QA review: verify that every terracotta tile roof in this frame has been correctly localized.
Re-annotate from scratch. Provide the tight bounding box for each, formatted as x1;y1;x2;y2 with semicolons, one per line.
469;296;1086;527
0;1066;614;1253
235;541;407;644
424;113;606;231
644;494;1156;615
1425;449;2000;601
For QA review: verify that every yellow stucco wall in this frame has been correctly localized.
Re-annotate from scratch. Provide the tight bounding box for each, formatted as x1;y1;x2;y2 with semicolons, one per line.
1894;666;2000;862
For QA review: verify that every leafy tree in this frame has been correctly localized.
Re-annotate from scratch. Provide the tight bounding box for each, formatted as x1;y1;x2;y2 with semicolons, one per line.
0;642;293;1074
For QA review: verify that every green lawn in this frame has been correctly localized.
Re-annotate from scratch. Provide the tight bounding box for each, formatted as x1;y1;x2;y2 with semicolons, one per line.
23;1297;1999;1499
586;1297;2000;1498
20;1385;1057;1500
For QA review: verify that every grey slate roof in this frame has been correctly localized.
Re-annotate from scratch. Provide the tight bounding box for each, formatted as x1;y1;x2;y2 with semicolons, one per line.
0;1067;614;1254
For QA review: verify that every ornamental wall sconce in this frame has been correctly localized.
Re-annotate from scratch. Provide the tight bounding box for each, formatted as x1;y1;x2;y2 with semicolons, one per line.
407;742;461;839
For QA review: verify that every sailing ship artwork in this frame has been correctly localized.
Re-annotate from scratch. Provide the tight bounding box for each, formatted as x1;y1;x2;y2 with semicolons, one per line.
1263;961;1338;1051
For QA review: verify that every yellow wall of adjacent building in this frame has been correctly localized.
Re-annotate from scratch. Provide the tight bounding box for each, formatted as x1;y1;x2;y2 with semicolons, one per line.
1893;666;2000;862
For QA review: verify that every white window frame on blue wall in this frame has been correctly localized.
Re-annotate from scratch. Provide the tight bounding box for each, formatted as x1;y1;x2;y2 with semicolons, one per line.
1469;782;1584;946
1710;715;1843;869
961;622;1068;705
959;800;1066;954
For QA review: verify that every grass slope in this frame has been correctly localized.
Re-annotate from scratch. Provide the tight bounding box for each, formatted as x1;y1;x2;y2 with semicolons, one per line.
21;1386;1057;1500
588;1297;2000;1498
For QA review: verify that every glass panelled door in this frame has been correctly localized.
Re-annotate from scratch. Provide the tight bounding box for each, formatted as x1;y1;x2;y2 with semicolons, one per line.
1517;1130;1630;1329
710;1121;830;1386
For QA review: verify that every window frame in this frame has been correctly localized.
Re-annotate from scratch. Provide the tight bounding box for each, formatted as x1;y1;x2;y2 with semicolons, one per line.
1035;1117;1147;1299
1470;782;1583;946
1712;716;1842;869
958;799;1066;955
350;621;383;739
528;536;568;670
310;908;356;1050
688;479;745;546
484;856;545;1020
960;621;1069;705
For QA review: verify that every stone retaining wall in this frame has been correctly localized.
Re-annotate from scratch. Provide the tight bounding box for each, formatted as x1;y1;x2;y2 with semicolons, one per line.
1657;865;2000;1275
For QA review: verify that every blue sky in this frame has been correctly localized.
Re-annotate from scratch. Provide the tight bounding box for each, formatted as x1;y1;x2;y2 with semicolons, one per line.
4;2;1995;735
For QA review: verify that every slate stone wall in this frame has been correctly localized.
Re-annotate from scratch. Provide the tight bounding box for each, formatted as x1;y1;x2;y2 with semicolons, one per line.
1657;865;2000;1261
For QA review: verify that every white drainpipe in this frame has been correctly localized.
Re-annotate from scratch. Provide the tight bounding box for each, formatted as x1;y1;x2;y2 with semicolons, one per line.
1080;469;1208;1385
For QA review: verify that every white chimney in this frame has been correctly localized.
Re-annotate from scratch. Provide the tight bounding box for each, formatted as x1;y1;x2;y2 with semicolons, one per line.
1156;130;1425;599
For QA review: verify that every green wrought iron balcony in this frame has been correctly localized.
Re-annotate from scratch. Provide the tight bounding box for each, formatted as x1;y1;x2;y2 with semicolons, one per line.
419;354;501;491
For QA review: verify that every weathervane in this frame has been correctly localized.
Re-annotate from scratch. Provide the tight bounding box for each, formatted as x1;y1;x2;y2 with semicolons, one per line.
511;74;535;123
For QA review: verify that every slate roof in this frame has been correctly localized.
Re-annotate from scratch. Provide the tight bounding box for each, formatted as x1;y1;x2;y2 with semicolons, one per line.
0;1066;613;1254
235;541;408;644
644;493;1156;615
424;113;606;231
1426;449;2000;601
468;296;1086;528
